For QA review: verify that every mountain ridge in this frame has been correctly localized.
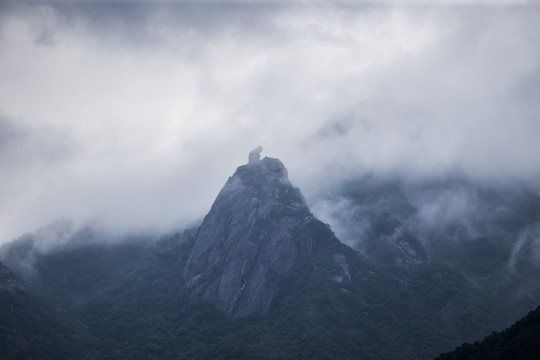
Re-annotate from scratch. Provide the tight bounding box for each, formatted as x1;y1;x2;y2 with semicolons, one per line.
0;151;539;359
436;305;540;360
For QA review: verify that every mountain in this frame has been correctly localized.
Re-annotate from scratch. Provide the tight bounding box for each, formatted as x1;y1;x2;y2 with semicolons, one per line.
435;305;540;360
1;150;539;359
183;151;363;318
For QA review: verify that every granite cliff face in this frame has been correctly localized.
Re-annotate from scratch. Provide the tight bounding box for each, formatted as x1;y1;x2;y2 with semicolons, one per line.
183;152;354;318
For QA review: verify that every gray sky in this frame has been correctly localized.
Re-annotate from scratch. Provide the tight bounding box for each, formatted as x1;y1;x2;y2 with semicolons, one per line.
1;1;540;243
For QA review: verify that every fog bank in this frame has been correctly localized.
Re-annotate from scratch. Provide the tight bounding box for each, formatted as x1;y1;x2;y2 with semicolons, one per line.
1;2;539;243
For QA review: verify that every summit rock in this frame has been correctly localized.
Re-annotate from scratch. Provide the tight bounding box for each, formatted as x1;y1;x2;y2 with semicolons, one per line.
183;153;356;318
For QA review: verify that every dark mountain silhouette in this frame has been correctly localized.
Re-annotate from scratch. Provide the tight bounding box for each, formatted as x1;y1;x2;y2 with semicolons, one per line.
436;305;540;360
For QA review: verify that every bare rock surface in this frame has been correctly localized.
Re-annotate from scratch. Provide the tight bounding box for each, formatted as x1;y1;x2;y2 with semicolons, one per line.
183;154;354;318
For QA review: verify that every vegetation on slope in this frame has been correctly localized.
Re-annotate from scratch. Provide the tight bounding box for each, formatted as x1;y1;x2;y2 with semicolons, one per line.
436;306;540;360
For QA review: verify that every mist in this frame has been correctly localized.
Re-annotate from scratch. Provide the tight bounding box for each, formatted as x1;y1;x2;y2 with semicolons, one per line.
1;1;540;245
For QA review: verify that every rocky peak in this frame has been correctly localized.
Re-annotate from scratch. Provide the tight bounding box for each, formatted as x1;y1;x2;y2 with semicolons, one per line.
231;155;291;195
183;150;353;318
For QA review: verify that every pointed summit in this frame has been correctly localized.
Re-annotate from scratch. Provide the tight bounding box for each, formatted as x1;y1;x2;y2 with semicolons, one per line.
183;153;358;318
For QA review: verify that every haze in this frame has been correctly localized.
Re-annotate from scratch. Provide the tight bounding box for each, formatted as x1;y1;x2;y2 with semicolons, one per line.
1;0;539;244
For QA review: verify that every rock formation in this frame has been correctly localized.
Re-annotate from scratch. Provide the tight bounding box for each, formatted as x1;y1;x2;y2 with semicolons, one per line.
183;152;355;318
248;146;263;165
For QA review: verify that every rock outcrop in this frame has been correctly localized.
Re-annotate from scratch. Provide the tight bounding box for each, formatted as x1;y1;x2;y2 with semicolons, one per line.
248;146;263;165
183;152;354;318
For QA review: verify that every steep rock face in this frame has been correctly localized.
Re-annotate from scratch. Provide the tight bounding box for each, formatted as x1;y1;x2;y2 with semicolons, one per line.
183;155;352;318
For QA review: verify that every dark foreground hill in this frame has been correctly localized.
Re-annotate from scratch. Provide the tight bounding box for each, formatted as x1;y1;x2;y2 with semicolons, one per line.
0;261;90;360
436;306;540;360
1;151;539;360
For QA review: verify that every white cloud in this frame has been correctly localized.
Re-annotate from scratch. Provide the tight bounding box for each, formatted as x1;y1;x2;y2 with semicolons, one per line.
1;3;539;243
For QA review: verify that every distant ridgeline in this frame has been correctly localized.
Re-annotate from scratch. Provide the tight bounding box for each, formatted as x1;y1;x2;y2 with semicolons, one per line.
1;148;540;360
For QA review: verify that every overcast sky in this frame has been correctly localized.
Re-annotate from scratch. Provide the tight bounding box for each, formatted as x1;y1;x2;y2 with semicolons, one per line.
1;0;539;243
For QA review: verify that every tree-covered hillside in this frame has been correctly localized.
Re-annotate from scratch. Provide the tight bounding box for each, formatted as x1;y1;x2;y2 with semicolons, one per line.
436;306;540;360
0;261;91;360
1;227;535;360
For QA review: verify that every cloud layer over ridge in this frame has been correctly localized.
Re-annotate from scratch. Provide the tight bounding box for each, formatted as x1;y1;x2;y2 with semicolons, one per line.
1;1;539;242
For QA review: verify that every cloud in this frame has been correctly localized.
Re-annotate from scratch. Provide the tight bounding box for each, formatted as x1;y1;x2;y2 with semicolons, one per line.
1;2;539;243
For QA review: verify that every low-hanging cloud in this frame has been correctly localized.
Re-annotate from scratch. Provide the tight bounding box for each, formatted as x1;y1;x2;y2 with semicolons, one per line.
1;2;540;244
